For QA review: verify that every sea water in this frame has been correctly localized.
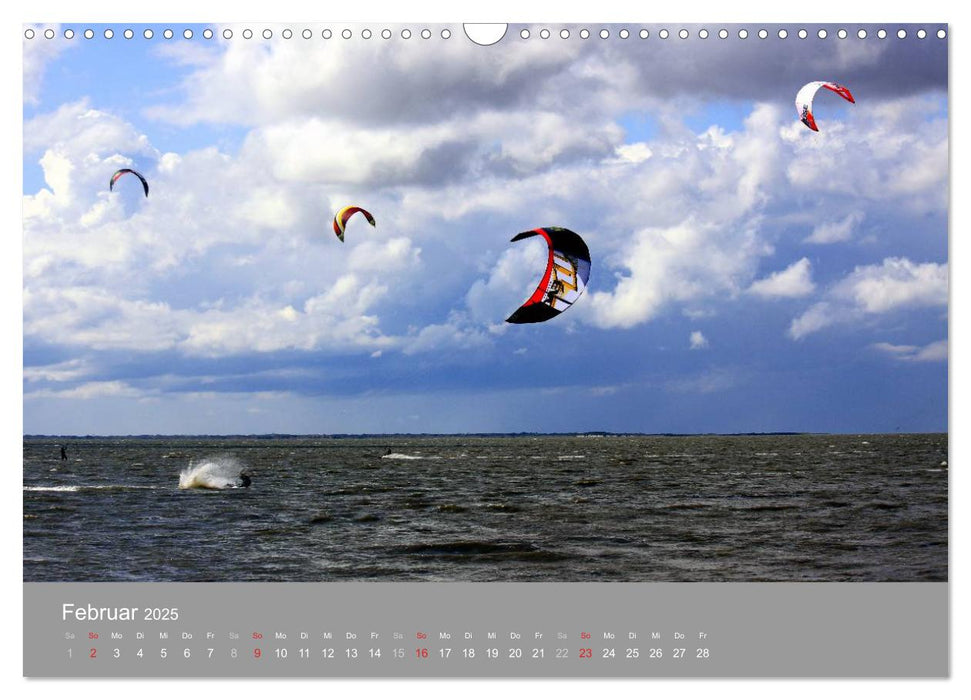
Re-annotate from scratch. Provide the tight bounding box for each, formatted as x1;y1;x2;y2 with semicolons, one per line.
23;434;947;582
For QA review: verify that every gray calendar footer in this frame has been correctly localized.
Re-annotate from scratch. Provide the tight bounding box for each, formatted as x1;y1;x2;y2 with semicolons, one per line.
24;582;948;678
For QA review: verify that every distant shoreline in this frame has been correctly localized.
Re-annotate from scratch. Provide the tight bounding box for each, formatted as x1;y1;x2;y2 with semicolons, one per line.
23;431;946;439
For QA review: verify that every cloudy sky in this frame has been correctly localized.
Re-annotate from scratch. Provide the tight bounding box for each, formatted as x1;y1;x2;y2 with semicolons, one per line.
21;22;948;435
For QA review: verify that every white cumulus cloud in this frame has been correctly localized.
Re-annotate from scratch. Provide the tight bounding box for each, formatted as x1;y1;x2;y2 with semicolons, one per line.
805;211;865;244
789;258;947;339
749;258;815;298
23;24;75;106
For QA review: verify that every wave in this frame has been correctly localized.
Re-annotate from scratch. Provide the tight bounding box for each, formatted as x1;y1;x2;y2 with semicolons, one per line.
24;484;160;492
179;456;251;490
400;540;566;561
381;453;425;460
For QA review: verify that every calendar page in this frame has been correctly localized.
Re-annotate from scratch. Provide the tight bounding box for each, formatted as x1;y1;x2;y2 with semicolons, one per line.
21;18;949;680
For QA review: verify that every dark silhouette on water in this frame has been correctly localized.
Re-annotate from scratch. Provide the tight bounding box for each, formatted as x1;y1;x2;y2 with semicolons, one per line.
59;446;67;461
239;472;252;488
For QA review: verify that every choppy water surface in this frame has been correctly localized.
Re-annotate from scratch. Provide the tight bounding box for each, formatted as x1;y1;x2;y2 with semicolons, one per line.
23;434;947;582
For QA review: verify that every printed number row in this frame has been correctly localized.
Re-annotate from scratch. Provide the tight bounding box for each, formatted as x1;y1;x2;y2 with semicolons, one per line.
73;647;712;660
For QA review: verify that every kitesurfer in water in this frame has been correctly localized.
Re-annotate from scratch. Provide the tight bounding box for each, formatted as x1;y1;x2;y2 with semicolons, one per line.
60;446;67;460
239;472;252;488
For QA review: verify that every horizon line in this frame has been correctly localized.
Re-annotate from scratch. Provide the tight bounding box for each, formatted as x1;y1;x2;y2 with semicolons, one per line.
23;430;947;439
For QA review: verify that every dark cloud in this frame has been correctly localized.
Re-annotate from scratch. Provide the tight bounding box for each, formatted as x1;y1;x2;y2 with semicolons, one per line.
153;24;944;131
584;23;947;102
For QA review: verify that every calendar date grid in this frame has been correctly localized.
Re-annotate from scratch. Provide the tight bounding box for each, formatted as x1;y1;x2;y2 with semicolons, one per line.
66;626;713;667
